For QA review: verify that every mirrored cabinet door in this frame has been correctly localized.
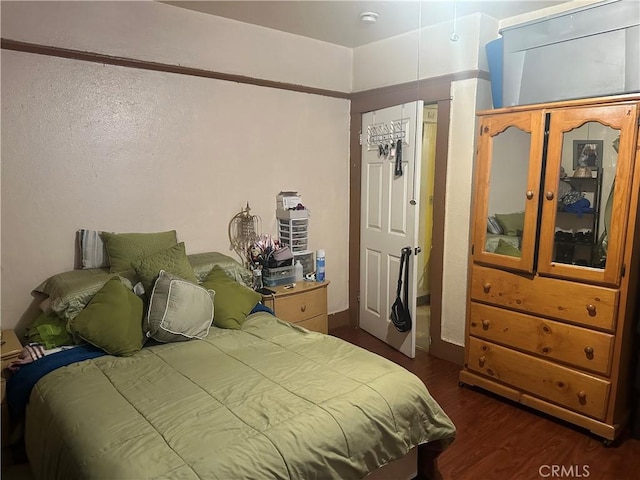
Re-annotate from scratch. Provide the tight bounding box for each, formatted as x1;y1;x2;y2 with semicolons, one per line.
471;111;543;273
538;103;639;285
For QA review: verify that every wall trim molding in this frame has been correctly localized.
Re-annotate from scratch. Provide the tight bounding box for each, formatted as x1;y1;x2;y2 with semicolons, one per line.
0;38;351;100
1;39;490;105
351;70;490;109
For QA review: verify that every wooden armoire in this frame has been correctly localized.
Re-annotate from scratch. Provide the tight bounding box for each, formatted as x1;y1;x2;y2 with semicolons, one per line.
459;94;640;444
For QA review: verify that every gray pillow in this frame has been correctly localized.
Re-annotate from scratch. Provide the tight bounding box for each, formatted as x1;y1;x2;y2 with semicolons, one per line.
145;270;215;343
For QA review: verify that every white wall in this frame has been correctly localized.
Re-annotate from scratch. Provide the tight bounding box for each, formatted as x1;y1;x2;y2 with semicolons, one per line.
441;78;493;346
1;1;353;92
1;1;351;331
353;13;486;92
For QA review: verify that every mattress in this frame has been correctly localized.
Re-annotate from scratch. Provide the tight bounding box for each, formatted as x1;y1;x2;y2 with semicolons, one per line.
24;312;456;479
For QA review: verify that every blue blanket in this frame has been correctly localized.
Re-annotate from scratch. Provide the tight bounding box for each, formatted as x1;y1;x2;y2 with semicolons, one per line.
6;345;106;419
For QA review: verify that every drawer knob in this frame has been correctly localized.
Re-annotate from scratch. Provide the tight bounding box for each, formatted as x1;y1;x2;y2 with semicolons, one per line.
577;390;587;404
300;305;307;312
586;304;597;316
483;282;491;293
584;346;594;359
545;191;554;201
526;190;534;200
478;356;486;367
481;319;490;330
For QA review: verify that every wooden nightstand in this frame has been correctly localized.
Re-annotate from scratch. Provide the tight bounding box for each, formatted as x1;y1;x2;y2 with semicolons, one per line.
261;281;329;333
1;330;22;448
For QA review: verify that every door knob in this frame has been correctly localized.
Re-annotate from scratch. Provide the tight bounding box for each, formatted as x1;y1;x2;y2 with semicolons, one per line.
526;190;534;200
545;191;555;200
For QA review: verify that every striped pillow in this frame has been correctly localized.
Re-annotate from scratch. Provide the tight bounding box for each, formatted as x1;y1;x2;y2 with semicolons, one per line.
78;229;110;269
487;217;503;235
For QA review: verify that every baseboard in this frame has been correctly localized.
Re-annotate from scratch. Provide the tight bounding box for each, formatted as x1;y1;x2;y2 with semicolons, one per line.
417;295;431;306
328;310;351;331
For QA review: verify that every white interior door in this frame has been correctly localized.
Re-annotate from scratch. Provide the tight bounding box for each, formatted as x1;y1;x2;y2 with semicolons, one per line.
360;102;423;358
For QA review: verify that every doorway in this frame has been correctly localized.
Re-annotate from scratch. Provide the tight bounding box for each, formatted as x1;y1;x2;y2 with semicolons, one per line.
349;75;459;363
416;104;438;352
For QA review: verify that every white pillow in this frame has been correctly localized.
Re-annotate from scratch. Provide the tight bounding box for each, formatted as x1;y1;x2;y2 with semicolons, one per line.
145;270;215;343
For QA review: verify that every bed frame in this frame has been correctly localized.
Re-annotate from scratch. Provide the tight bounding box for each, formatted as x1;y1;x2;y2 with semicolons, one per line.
366;443;445;480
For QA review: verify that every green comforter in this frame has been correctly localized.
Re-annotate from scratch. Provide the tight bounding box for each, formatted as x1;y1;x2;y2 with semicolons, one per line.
25;313;455;479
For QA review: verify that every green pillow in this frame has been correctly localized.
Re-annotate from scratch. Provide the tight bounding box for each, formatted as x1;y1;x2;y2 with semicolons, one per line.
101;230;178;274
202;265;261;329
132;242;198;294
32;268;134;322
27;311;75;349
68;277;144;356
495;238;522;258
146;270;215;343
188;251;253;286
494;212;524;236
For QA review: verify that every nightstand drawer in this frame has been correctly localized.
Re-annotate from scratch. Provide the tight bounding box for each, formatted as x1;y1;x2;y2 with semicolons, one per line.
297;315;328;334
1;330;23;366
274;288;326;323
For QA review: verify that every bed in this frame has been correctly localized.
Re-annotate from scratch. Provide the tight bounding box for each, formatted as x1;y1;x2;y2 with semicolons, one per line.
7;235;456;479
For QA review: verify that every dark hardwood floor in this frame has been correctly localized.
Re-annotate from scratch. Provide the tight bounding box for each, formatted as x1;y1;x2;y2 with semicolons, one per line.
331;326;640;480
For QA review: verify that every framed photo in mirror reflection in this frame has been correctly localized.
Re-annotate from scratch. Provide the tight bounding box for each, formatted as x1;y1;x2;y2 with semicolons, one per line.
573;139;603;171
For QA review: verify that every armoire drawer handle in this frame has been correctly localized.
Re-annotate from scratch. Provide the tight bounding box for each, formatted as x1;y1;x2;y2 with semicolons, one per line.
300;305;307;312
577;391;587;403
586;304;597;316
483;283;491;293
526;190;534;200
545;191;555;200
584;346;594;358
478;356;486;367
481;319;490;330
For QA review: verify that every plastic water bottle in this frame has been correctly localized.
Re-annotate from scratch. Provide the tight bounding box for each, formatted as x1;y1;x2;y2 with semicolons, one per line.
294;260;304;282
253;268;263;290
316;249;325;282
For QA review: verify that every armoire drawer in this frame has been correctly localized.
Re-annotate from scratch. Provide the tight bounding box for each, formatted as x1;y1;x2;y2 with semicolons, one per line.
470;265;619;331
469;302;614;375
467;337;610;420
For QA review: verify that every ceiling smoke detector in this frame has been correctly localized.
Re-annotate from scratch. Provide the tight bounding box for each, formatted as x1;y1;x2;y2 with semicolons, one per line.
359;11;379;24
